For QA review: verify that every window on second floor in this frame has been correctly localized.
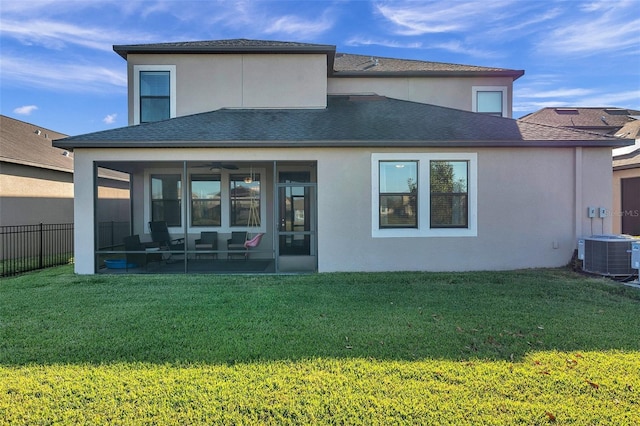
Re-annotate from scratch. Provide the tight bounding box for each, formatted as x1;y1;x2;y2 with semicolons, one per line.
133;65;176;125
472;86;508;117
140;71;170;123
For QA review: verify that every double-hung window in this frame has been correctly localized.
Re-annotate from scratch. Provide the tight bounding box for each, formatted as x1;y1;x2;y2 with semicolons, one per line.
191;174;221;226
140;71;170;123
230;173;261;227
472;86;508;117
430;161;468;228
133;65;176;125
151;174;182;227
379;161;418;228
372;153;477;237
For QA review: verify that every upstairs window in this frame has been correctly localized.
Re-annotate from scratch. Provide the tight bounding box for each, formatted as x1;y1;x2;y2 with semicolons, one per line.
472;86;508;117
133;65;176;125
140;71;170;123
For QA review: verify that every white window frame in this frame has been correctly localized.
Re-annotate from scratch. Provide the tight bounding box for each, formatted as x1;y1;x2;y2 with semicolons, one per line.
371;153;477;238
133;65;177;125
472;86;508;118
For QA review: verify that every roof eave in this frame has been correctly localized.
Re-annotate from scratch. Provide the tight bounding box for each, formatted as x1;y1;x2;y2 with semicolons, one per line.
330;70;525;80
113;44;336;60
52;138;628;150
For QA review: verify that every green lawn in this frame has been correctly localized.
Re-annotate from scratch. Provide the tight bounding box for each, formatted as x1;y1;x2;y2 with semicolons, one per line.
1;266;639;424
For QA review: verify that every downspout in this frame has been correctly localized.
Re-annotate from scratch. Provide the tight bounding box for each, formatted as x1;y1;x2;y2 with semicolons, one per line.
183;160;188;273
575;147;583;242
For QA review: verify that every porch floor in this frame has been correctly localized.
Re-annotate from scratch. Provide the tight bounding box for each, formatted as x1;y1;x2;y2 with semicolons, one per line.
99;258;276;274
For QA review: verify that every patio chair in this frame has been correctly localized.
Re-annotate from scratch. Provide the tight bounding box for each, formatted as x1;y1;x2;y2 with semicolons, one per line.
227;231;247;259
123;235;162;270
195;231;218;259
149;221;185;253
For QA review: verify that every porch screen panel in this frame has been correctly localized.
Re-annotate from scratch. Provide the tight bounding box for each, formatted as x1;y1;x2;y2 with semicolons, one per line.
379;161;418;228
151;174;181;227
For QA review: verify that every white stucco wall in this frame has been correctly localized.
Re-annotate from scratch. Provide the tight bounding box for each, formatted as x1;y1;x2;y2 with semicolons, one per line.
327;76;515;117
72;146;613;274
126;53;327;124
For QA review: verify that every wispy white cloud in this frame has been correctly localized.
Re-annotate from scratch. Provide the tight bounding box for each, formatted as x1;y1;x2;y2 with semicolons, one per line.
345;36;423;49
428;41;501;59
2;55;126;93
103;113;117;124
13;105;38;115
516;87;597;99
0;18;154;51
535;1;640;57
373;0;519;36
264;11;335;38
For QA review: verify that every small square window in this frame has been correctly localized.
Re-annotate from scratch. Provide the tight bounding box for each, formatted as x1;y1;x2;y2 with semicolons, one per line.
472;86;507;117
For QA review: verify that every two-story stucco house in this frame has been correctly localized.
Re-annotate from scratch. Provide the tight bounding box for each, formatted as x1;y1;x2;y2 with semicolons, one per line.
54;39;633;274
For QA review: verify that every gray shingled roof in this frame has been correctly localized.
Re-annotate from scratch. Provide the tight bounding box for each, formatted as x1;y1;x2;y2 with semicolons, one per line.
333;53;523;78
113;39;524;79
1;115;72;173
114;39;335;60
54;96;630;150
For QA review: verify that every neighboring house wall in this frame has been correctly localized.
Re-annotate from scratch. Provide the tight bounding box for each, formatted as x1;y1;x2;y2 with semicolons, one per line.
70;145;612;274
612;168;640;235
0;162;74;226
126;53;328;124
327;76;515;117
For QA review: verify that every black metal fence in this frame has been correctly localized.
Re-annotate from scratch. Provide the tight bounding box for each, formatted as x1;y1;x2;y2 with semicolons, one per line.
1;223;74;277
97;221;131;251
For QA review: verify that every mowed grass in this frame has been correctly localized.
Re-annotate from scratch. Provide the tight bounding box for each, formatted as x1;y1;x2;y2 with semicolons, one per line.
1;266;639;424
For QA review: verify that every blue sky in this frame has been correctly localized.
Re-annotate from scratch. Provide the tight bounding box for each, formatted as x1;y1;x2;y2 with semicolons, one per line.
1;0;639;136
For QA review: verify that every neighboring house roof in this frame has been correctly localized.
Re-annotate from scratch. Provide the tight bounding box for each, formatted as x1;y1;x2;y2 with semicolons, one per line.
518;107;640;134
54;96;630;150
613;146;640;171
113;38;524;80
0;115;72;173
615;119;640;140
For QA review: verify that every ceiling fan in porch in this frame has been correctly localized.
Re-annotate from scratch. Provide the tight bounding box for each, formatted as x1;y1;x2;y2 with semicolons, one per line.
194;162;239;171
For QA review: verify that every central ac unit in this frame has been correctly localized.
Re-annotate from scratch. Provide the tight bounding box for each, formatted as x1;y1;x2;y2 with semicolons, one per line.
578;235;639;277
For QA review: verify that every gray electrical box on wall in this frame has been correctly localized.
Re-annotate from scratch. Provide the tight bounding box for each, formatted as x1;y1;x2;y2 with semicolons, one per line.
587;207;596;218
632;241;640;270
